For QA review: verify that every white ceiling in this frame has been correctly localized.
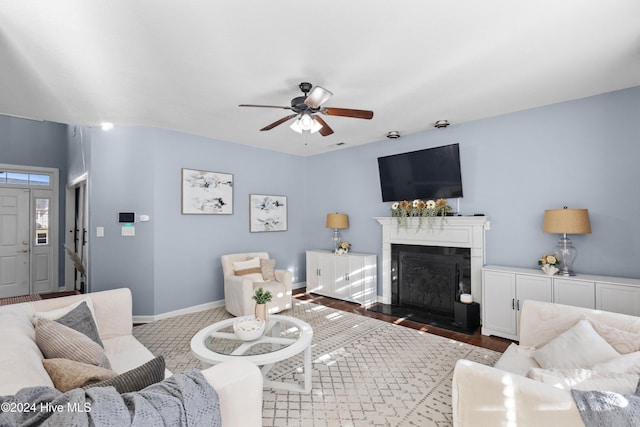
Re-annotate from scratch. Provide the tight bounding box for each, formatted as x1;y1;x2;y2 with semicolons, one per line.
1;1;639;156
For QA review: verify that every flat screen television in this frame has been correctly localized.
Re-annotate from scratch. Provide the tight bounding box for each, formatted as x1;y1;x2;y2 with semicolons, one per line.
377;143;463;202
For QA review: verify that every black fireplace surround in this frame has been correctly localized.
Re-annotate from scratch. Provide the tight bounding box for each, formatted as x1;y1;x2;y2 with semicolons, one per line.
369;244;476;333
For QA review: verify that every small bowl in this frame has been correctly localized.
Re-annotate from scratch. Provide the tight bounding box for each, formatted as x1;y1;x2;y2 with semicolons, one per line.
460;294;473;304
233;317;265;341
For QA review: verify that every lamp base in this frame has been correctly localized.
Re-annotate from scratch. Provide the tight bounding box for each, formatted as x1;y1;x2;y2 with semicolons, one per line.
331;229;341;252
554;234;577;277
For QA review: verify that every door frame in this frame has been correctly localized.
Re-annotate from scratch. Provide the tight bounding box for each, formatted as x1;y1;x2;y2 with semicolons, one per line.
65;173;89;292
0;163;59;295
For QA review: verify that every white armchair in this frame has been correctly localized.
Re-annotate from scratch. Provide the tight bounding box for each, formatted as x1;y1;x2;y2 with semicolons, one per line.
221;252;293;317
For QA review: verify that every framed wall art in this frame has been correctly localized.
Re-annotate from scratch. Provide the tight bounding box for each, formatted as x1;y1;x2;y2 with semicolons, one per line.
249;194;287;232
181;168;233;214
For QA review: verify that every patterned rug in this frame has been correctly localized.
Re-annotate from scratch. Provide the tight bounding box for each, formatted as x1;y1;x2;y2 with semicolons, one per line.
133;300;500;426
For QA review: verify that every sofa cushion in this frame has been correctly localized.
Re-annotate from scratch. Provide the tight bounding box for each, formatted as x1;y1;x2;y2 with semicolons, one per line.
0;306;54;395
260;258;276;281
532;319;619;369
493;344;540;376
592;351;640;374
84;356;165;393
589;320;640;355
36;318;111;369
54;301;103;347
526;367;640;394
43;358;117;392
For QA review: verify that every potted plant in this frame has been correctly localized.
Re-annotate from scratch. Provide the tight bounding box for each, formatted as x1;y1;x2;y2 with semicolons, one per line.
252;287;273;323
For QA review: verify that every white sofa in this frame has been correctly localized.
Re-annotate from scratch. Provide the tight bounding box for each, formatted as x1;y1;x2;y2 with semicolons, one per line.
0;288;263;427
452;300;640;426
221;252;293;317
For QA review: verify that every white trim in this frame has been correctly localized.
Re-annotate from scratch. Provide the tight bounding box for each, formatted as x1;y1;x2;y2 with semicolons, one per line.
132;281;305;324
132;298;226;324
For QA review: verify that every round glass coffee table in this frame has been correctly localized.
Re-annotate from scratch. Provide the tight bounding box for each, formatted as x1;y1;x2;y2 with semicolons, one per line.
190;315;313;393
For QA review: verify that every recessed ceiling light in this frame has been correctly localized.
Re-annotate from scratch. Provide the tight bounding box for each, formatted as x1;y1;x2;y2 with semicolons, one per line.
101;122;114;131
386;131;400;139
434;120;450;129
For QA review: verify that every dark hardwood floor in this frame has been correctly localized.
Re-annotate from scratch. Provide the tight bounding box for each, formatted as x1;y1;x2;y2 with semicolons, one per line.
293;287;513;353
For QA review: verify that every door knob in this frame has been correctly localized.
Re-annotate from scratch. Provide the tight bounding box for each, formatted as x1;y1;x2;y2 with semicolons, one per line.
22;241;28;245
18;248;28;253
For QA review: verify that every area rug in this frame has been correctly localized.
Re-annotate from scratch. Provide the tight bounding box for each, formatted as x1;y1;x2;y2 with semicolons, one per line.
133;299;500;427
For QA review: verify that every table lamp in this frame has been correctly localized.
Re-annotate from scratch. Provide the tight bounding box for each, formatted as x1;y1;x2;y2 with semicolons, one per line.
543;207;591;276
326;213;348;252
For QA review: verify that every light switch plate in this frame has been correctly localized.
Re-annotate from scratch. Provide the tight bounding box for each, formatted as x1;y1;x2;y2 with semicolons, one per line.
96;226;104;237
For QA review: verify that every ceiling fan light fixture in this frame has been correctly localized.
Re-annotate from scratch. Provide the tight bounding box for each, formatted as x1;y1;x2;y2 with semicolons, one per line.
305;86;333;108
290;114;323;134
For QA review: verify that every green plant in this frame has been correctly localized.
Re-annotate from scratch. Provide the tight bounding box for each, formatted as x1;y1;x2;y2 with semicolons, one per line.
252;287;273;304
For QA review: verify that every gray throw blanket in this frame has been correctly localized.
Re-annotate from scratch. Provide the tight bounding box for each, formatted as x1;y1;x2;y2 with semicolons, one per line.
0;369;221;427
571;389;640;427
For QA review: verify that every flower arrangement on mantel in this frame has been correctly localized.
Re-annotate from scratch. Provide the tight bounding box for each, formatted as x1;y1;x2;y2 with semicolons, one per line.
391;198;452;230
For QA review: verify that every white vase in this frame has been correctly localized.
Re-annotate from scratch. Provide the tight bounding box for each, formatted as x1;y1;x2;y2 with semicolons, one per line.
541;264;559;276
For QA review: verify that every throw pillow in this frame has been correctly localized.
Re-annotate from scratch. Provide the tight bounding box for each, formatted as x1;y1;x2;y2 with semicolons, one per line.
592;351;640;374
32;297;97;326
54;301;103;347
35;318;111;369
84;356;166;393
589;320;640;354
260;258;276;281
527;367;640;394
233;257;264;279
43;358;117;392
532;319;620;369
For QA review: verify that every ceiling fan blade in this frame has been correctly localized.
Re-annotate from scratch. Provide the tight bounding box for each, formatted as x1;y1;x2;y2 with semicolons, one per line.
239;104;292;110
304;86;333;108
314;116;334;136
260;114;297;131
321;107;374;120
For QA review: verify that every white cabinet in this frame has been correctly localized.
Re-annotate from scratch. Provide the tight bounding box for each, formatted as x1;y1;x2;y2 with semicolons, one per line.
482;269;552;341
483;265;640;340
553;278;595;309
306;250;377;306
596;282;640;316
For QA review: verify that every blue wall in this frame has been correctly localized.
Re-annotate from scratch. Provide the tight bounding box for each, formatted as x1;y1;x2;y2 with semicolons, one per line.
305;87;640;283
5;86;640;315
80;127;307;315
0;116;68;285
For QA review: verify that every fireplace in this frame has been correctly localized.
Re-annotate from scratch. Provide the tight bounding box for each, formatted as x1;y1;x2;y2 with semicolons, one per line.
374;216;489;332
392;244;470;319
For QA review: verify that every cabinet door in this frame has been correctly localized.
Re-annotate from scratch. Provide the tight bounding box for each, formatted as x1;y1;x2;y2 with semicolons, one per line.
516;275;553;309
482;270;517;338
516;275;552;335
554;278;595;309
306;252;320;293
596;283;640;316
333;255;350;299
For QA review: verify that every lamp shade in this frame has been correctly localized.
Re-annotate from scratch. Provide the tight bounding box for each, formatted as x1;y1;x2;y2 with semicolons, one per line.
326;213;348;229
543;208;591;234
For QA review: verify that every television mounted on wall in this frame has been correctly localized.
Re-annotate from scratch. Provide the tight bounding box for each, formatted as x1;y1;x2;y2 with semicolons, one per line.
377;143;463;202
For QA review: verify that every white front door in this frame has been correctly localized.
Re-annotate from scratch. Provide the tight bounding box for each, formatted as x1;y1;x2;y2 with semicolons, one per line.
0;188;30;298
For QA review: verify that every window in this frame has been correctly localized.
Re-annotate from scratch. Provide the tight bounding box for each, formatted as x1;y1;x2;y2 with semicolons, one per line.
0;171;51;187
35;198;50;246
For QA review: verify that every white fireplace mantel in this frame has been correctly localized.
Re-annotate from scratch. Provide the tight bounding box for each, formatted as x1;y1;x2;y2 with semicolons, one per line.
375;216;490;305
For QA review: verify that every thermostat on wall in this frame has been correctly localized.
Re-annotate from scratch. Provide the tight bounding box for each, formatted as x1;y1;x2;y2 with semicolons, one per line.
118;212;135;223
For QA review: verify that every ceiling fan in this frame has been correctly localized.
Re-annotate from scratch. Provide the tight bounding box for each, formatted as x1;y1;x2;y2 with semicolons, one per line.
239;82;374;137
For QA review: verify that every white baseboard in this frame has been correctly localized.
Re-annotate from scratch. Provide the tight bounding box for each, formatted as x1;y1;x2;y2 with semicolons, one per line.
133;299;226;324
133;281;307;324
